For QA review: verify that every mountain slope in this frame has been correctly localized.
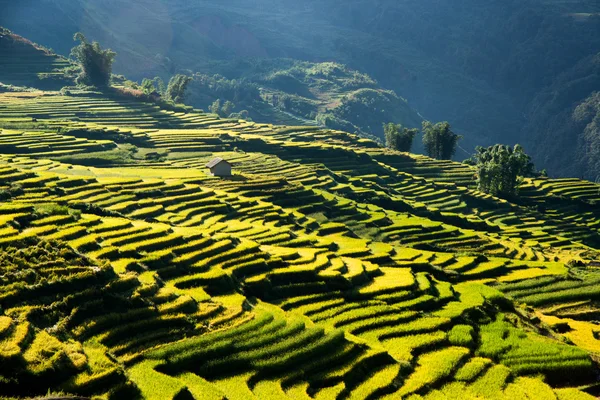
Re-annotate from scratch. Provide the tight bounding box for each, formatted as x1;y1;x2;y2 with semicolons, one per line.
0;26;72;90
0;31;599;399
185;59;424;141
3;0;598;168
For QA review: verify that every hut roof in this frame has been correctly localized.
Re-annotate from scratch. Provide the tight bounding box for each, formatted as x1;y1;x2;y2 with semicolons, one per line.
205;157;231;168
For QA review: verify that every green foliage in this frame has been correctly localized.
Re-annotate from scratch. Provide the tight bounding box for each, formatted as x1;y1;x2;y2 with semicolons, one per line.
193;73;260;103
384;123;418;152
396;347;470;397
165;74;192;104
222;101;235;117
422;121;461;160
477;315;593;382
53;147;137;166
34;203;71;217
332;89;422;138
154;77;166;96
574;92;600;179
70;33;116;88
316;112;362;135
453;357;492;381
141;79;158;96
472;144;534;197
209;99;221;115
184;60;419;140
208;99;235;117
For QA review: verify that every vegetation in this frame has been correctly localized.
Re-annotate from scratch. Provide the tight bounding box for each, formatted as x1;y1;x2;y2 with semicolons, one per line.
0;25;599;400
184;61;422;142
422;121;462;160
4;1;600;175
209;99;236;118
165;74;192;104
140;78;162;97
470;144;535;197
70;32;116;87
384;122;418;152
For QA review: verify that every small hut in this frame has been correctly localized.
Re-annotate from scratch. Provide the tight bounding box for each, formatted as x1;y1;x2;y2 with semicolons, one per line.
206;157;232;177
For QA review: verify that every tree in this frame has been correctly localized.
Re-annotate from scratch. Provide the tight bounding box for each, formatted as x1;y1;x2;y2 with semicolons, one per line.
141;78;158;96
383;122;418;152
153;77;166;96
222;100;235;117
165;74;192;103
70;32;116;87
422;121;462;160
209;99;236;117
472;144;535;197
209;99;221;115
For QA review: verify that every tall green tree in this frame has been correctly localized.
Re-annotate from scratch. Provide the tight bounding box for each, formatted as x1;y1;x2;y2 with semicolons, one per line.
165;74;192;103
141;78;158;96
70;33;116;87
383;122;418;152
422;121;462;160
209;99;222;115
209;99;236;117
472;144;535;197
153;77;167;96
222;100;235;117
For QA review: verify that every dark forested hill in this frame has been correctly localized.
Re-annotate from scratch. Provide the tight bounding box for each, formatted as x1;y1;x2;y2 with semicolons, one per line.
1;0;599;177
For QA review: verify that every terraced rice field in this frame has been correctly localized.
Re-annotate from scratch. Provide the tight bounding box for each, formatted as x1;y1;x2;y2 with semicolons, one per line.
1;42;600;399
0;28;72;90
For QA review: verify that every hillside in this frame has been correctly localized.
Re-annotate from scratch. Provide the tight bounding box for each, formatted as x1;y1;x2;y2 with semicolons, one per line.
1;30;600;400
185;60;423;142
0;27;73;90
2;0;600;176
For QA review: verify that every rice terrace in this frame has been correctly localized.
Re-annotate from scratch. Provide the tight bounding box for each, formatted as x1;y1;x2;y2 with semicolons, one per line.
1;11;600;400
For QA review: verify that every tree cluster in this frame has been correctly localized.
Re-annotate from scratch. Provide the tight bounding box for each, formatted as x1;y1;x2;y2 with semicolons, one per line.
209;99;236;118
70;32;116;88
422;121;462;160
165;74;192;104
192;73;261;104
383;123;418;152
141;77;166;97
382;120;461;159
471;144;535;197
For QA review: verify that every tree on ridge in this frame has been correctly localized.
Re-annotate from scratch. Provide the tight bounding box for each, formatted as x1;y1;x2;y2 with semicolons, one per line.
384;122;419;152
70;32;116;88
422;121;462;160
471;143;535;197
